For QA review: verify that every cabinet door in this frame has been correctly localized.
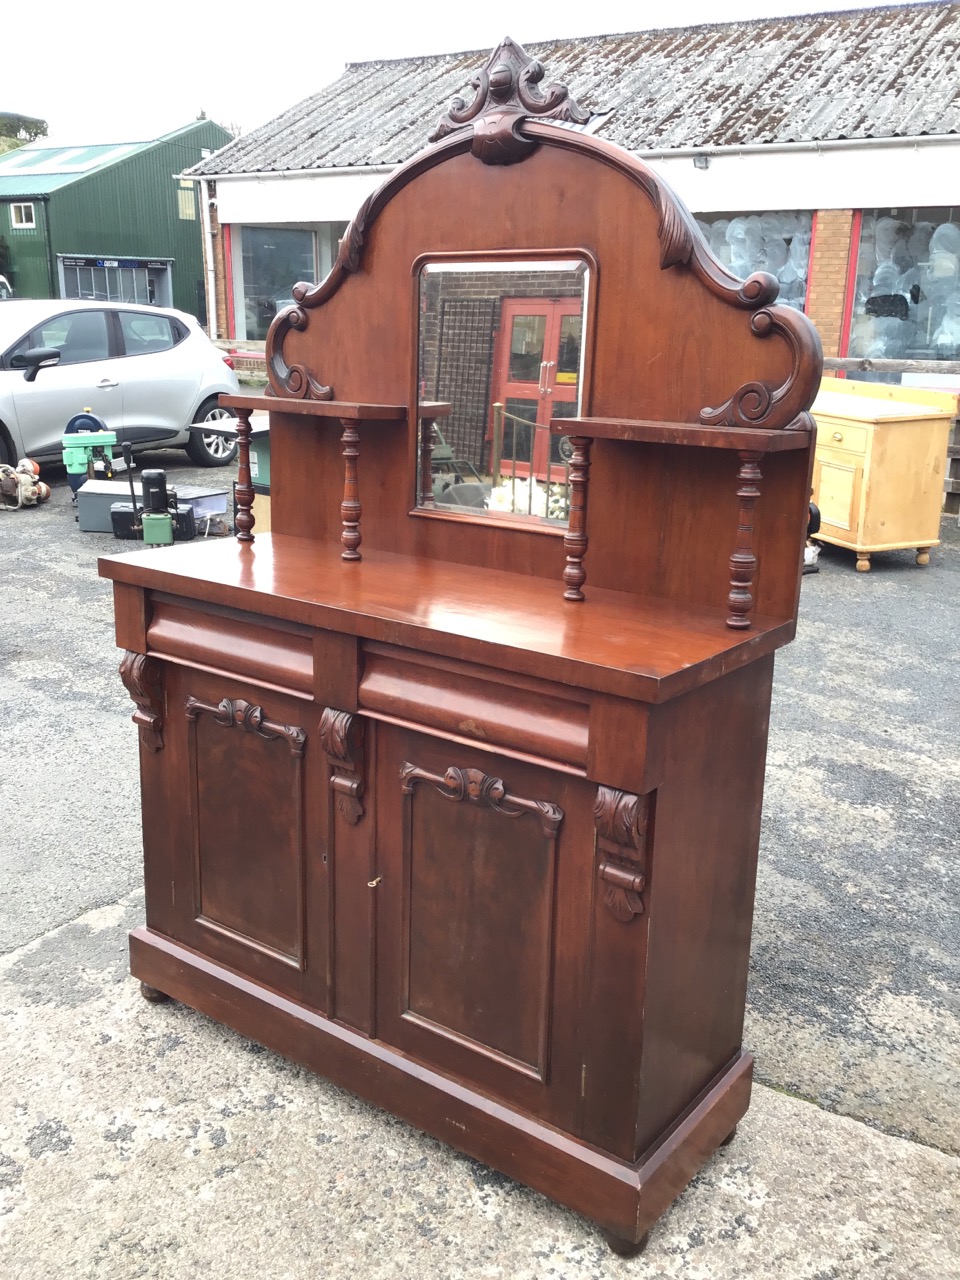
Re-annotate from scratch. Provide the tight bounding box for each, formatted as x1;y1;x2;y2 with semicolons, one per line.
814;449;863;540
156;664;328;1007
375;727;594;1125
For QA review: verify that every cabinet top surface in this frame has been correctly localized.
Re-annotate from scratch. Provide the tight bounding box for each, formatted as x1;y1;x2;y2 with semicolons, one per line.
100;535;793;703
812;391;955;424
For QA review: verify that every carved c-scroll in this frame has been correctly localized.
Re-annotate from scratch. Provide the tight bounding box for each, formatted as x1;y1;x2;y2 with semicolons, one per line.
119;651;164;752
699;306;824;431
594;786;650;922
320;708;365;824
184;696;306;757
400;762;563;839
265;304;334;400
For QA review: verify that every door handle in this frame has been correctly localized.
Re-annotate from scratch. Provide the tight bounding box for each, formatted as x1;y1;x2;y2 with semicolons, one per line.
97;378;119;388
538;361;548;395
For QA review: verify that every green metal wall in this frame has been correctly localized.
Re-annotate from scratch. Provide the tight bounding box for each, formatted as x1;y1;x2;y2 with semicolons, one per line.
41;120;230;317
1;199;54;298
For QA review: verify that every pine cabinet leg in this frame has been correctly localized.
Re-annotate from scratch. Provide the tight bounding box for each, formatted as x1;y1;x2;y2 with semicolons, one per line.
600;1229;650;1257
916;547;931;566
139;982;171;1004
855;554;871;572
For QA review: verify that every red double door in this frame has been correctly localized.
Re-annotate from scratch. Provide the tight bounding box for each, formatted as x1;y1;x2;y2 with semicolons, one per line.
490;298;582;481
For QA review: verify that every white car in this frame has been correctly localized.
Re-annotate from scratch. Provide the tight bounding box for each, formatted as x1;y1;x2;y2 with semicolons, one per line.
0;299;240;467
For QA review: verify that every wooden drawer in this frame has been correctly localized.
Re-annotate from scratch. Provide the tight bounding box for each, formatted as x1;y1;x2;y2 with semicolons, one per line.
817;419;869;457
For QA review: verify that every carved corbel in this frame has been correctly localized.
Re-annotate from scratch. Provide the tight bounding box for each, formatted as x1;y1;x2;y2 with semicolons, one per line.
119;651;164;752
320;708;365;824
594;786;650;922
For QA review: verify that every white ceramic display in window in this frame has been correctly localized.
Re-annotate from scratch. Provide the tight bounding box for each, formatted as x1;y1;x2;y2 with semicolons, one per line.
695;211;811;311
850;210;960;360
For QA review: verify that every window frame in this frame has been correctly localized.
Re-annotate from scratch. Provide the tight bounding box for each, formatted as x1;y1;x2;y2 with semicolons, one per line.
11;202;36;229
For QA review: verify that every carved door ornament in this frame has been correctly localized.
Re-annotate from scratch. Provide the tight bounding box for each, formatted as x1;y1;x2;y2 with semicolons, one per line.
400;763;563;838
184;696;306;757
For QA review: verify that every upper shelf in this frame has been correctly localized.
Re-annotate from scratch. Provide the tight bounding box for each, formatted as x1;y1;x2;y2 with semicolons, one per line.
551;417;812;452
222;394;407;421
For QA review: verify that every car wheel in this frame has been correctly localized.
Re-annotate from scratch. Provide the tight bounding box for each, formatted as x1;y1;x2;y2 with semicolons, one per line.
186;399;238;467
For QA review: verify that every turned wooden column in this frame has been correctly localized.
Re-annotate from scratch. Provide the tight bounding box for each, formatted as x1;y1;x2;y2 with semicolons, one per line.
726;449;763;629
234;407;255;544
419;415;439;508
563;436;592;601
340;417;362;560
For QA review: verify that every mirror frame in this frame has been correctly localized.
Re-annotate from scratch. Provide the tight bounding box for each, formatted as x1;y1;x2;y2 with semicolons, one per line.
409;247;598;532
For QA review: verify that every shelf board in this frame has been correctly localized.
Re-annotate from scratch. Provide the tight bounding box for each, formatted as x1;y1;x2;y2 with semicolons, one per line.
551;417;811;452
222;393;406;421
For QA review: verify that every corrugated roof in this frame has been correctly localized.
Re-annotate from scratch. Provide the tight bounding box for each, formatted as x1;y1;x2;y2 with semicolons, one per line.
191;3;960;177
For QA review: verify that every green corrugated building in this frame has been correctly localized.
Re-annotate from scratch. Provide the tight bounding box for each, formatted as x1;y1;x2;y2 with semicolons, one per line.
0;120;231;320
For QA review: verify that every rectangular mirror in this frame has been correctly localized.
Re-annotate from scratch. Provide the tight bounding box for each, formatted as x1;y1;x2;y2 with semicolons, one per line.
416;257;591;526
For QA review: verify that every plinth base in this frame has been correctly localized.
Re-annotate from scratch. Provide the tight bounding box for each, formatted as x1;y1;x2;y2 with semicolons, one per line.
130;926;752;1248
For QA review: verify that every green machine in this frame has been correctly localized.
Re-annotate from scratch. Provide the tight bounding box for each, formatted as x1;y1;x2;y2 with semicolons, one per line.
62;411;118;494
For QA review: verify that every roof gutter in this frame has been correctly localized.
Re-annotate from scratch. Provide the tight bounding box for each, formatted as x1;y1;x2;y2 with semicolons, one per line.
639;133;960;160
176;164;396;182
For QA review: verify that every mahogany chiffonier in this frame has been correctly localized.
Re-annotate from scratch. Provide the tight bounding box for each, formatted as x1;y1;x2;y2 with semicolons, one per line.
99;40;822;1255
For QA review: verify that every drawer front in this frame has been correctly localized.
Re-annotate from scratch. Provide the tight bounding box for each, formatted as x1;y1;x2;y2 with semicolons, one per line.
359;642;590;770
816;420;869;456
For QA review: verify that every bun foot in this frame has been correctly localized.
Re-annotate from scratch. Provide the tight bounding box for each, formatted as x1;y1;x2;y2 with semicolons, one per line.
720;1124;738;1147
139;982;171;1003
600;1229;649;1257
916;548;930;566
855;554;871;572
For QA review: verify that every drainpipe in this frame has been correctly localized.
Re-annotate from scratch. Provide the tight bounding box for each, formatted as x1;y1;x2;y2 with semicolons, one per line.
198;178;218;339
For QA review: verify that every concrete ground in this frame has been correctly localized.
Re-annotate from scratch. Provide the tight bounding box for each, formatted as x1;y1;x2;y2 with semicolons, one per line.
1;452;958;1278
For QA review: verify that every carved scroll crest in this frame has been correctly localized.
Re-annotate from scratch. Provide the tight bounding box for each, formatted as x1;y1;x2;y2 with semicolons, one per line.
320;708;365;824
400;762;563;839
594;786;650;922
265;303;334;400
184;696;306;757
699;307;824;431
119;651;164;752
431;37;590;165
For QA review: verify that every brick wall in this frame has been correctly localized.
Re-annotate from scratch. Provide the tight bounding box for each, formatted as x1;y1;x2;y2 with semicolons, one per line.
806;209;855;357
196;180;230;340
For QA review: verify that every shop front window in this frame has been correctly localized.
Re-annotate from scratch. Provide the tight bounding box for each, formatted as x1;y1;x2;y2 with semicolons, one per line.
695;211;813;311
233;224;348;341
848;208;960;361
239;226;317;341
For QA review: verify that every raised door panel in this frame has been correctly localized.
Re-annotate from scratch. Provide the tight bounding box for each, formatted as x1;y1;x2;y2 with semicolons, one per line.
813;451;863;540
159;665;328;1006
376;727;594;1124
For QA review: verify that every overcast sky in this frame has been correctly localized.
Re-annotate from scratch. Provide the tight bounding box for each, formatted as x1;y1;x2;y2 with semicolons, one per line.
4;0;935;146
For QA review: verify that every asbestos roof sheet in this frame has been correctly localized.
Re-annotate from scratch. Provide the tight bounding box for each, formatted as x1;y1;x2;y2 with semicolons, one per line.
192;3;960;177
